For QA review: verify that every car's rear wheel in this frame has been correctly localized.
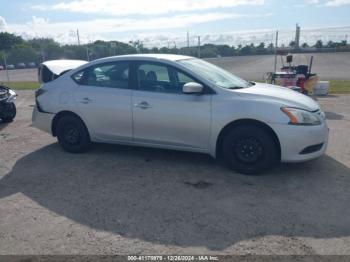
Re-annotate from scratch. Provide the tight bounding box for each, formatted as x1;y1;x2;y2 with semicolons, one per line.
56;115;91;153
222;125;279;175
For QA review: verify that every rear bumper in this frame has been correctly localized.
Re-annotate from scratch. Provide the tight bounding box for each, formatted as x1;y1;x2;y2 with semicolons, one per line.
32;105;55;135
271;122;329;163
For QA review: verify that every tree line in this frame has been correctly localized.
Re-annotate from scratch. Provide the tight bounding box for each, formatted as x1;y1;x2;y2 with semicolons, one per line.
0;32;349;65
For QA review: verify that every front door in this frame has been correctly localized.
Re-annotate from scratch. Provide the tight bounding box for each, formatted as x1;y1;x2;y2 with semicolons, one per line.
132;62;212;150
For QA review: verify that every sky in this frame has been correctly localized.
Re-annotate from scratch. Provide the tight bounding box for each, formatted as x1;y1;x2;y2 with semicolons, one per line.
0;0;350;47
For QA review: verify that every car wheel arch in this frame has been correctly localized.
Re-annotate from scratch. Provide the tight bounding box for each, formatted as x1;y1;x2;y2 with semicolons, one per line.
51;111;89;137
215;119;281;160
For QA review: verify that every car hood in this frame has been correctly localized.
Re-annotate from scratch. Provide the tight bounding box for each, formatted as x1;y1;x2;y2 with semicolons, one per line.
235;83;320;111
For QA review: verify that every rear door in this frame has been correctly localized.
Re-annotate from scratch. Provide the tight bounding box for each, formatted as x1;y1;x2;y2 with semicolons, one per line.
131;61;212;150
72;61;132;142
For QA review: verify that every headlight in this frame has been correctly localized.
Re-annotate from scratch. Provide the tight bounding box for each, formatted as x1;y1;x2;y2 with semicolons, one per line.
281;107;322;126
7;90;17;103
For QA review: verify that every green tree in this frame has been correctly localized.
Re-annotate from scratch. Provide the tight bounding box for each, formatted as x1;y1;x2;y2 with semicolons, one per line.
28;38;63;61
256;42;267;54
327;41;336;48
7;44;39;64
216;45;234;57
200;45;218;58
240;44;253;55
314;40;323;49
268;43;274;51
339;40;347;47
289;41;296;48
0;32;24;51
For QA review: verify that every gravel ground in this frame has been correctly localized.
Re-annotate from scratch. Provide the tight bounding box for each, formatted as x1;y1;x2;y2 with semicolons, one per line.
0;91;349;255
1;52;350;82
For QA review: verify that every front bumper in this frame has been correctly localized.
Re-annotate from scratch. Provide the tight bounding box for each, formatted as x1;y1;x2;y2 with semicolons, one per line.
32;104;55;134
271;122;329;163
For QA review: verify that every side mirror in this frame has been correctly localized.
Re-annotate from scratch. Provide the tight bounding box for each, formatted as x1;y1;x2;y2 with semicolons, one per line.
183;82;203;94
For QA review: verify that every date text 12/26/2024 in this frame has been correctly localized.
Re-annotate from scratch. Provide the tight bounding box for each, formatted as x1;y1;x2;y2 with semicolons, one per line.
127;256;219;261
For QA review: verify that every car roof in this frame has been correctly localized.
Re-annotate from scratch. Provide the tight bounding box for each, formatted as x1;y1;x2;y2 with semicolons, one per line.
94;54;193;64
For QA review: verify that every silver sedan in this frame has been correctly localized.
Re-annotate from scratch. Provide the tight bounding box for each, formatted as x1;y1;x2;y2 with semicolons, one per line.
32;54;328;174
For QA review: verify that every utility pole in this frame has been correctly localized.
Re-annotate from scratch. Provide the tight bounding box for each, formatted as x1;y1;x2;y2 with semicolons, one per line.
77;29;81;46
86;45;90;61
2;53;10;82
197;36;201;58
295;23;301;49
40;50;45;63
110;42;116;56
187;31;190;48
274;31;279;73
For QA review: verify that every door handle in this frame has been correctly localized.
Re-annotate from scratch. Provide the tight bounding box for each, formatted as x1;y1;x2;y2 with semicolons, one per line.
135;101;152;109
80;97;93;104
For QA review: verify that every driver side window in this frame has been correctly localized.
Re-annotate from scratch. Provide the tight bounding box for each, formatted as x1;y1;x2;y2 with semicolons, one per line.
137;63;171;92
136;63;196;94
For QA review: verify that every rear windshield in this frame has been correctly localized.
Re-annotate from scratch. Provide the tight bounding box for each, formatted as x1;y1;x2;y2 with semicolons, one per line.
38;65;58;83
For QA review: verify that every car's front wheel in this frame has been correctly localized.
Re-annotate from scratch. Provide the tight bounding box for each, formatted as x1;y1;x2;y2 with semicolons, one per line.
56;115;91;153
222;125;280;175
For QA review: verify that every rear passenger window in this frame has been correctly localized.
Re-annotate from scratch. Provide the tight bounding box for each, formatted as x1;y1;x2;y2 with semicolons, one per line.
75;62;129;89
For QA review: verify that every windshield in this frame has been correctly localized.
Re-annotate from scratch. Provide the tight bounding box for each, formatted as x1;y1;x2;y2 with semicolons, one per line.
178;58;251;89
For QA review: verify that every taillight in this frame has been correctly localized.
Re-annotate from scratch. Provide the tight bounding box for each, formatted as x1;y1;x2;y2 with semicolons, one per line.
35;87;47;112
35;88;46;98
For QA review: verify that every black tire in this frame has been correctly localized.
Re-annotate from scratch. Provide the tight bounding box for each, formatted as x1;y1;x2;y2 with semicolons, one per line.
222;125;279;175
0;103;16;123
56;114;91;153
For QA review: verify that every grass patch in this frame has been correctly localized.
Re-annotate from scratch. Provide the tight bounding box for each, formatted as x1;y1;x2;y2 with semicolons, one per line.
1;81;40;90
329;80;350;94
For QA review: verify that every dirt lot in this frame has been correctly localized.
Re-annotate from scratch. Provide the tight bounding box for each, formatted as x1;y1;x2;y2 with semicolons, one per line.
0;68;37;82
0;91;350;255
208;52;350;81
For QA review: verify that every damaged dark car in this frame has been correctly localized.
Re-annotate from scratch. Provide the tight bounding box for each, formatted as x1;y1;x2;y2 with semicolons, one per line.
0;84;17;123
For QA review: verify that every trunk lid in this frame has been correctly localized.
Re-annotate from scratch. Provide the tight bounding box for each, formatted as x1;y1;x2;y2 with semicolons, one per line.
38;59;87;83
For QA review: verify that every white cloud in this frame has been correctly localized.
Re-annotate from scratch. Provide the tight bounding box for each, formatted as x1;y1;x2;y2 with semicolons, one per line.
30;16;50;26
305;0;350;5
31;0;265;16
306;0;319;4
123;25;350;48
0;16;8;31
2;12;266;44
325;0;350;6
1;14;349;48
